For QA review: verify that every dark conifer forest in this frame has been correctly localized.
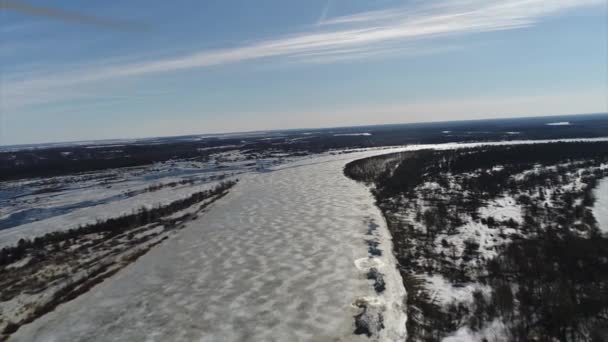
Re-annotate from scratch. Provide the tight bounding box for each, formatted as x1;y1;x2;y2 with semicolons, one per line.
346;141;608;341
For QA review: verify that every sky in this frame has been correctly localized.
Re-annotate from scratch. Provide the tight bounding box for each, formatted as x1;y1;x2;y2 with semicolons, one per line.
0;0;607;145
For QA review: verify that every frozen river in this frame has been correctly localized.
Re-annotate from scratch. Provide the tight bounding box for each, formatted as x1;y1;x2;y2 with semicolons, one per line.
12;138;608;341
12;151;408;342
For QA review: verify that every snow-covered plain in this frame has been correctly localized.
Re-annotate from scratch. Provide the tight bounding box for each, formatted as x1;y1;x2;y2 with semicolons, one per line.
11;150;408;342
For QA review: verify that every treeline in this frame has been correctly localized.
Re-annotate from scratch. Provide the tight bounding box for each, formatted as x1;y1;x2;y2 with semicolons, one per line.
435;142;608;175
345;142;608;201
343;152;411;184
123;175;227;197
0;140;242;181
0;180;237;267
7;114;608;181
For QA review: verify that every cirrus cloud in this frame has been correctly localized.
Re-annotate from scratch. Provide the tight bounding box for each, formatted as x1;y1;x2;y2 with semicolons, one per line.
1;0;603;110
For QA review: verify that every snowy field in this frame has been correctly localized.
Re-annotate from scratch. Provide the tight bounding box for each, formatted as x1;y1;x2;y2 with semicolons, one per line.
11;150;408;342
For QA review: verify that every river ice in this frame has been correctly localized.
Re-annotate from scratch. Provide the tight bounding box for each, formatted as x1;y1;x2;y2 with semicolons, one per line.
11;151;408;342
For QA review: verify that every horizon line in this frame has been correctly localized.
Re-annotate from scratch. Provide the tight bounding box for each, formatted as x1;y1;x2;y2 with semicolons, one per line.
2;111;607;149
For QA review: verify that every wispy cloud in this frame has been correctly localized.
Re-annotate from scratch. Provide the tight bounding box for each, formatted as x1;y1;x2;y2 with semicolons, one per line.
0;0;148;31
316;0;334;25
2;0;603;110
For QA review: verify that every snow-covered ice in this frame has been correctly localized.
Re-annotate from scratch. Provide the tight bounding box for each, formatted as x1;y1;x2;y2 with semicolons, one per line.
11;151;407;342
546;121;570;126
333;133;372;137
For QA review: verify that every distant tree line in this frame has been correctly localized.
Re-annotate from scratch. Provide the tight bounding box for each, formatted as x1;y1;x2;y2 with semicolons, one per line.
345;142;608;201
6;114;608;181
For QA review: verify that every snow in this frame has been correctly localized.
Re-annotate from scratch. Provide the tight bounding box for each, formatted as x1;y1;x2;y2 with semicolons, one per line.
0;181;225;249
546;121;570;126
425;274;491;306
442;319;508;342
436;218;502;262
133;225;165;240
593;177;608;234
419;182;442;190
478;196;523;224
333;133;372;136
197;144;241;151
11;150;408;342
5;256;31;269
399;137;608;152
0;161;231;222
0;147;312;247
85;144;127;149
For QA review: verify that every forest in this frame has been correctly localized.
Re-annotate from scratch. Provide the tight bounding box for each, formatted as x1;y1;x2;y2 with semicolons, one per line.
345;141;608;341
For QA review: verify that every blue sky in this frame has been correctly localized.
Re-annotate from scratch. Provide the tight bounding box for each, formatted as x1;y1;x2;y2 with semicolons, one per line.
1;0;607;145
